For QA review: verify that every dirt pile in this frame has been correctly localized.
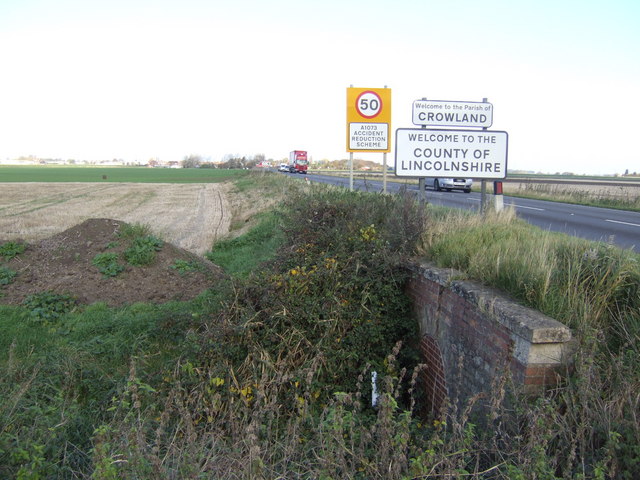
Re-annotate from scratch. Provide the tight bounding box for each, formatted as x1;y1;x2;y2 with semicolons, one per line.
0;218;226;307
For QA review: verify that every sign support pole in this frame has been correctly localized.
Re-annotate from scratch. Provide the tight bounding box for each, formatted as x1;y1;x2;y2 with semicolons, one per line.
419;117;427;203
480;97;489;214
382;152;387;194
349;152;354;191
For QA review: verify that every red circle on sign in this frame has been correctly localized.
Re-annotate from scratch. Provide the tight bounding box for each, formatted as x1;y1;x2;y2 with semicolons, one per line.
356;90;383;119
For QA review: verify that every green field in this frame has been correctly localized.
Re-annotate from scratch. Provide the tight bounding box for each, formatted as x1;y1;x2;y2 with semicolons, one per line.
0;165;247;183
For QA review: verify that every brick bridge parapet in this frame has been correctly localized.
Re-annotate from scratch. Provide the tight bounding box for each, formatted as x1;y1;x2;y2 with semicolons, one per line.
406;261;574;416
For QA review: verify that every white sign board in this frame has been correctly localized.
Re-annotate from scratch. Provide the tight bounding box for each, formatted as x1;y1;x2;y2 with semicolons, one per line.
349;122;389;151
395;128;508;178
412;100;493;128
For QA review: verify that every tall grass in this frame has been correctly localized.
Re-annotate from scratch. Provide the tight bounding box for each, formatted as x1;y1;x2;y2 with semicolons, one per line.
510;182;640;212
420;207;640;335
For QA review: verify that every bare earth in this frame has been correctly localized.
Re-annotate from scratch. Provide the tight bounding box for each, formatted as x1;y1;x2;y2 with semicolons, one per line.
0;183;233;306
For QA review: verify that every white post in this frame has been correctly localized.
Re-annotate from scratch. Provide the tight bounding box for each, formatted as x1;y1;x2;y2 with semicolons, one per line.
371;371;379;407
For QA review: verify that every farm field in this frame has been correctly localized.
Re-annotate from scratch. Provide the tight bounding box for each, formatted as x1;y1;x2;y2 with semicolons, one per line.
0;182;231;255
0;165;246;183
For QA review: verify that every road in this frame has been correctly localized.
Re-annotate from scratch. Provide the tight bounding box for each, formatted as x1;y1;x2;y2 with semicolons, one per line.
282;171;639;252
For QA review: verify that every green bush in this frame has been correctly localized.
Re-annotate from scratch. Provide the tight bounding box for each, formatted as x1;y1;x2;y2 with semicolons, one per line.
199;187;425;406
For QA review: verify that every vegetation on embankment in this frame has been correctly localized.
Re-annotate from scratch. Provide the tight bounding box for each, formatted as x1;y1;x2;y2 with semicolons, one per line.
1;174;638;478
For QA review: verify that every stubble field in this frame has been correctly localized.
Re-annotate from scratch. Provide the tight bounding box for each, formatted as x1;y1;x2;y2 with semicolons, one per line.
0;182;232;255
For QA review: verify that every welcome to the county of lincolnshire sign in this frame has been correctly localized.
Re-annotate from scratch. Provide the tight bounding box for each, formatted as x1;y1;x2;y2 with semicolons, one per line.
346;87;392;153
395;128;508;179
413;100;493;128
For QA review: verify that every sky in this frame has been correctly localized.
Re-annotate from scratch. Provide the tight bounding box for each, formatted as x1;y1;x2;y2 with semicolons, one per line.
1;0;639;174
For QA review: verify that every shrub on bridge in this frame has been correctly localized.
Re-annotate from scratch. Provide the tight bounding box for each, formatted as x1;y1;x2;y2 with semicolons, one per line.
199;186;427;408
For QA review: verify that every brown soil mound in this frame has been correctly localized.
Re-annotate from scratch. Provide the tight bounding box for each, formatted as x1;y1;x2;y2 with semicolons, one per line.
0;218;226;307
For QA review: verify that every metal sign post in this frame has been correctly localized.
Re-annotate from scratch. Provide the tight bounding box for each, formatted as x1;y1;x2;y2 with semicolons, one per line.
349;152;353;191
480;98;489;214
383;152;387;193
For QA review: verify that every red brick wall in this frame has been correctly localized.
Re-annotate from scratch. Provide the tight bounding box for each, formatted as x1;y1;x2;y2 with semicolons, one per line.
406;263;572;415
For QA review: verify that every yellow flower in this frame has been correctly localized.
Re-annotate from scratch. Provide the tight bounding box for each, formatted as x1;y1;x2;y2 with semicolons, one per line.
210;377;225;387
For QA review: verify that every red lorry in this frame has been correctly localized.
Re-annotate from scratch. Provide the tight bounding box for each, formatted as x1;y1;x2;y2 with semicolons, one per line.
288;150;308;174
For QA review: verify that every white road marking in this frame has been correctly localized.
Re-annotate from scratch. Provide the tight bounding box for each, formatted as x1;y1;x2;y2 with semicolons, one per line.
512;204;545;211
605;219;640;228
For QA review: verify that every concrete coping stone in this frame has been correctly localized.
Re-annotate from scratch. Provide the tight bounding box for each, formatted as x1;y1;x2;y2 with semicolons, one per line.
410;261;572;344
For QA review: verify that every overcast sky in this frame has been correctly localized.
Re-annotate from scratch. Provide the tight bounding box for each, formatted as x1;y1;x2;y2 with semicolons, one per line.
1;0;638;174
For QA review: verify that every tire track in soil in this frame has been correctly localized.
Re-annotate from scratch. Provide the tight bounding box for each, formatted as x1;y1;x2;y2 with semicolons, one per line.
169;184;231;255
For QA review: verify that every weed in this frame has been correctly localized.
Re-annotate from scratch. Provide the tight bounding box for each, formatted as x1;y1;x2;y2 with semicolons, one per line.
92;252;125;277
170;259;203;275
0;266;17;285
124;235;163;266
22;291;76;323
0;240;26;260
117;222;152;240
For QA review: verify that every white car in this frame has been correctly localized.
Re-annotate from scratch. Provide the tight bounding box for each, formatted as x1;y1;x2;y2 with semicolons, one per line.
425;178;472;193
278;163;289;172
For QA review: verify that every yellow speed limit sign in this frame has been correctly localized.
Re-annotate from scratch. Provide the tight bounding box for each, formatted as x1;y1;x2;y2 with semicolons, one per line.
347;87;391;153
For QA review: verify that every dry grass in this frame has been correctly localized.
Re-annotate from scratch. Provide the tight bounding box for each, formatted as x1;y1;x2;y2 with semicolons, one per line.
503;181;640;208
0;182;232;255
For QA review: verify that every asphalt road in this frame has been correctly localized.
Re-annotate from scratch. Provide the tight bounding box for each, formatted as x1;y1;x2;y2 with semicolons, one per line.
281;171;639;252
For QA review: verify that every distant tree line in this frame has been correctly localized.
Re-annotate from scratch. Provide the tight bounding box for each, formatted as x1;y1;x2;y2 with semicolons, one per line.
215;153;266;169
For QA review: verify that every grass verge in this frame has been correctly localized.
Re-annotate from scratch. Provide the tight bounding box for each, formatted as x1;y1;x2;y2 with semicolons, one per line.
206;210;284;278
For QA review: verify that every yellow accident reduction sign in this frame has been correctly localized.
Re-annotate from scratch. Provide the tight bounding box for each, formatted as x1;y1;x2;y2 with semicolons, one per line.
347;87;391;153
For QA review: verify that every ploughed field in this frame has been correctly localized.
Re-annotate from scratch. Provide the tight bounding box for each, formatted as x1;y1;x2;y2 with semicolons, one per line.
0;182;231;255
